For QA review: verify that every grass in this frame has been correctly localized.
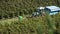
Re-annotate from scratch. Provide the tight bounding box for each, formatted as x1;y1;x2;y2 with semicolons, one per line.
0;17;18;25
0;14;60;34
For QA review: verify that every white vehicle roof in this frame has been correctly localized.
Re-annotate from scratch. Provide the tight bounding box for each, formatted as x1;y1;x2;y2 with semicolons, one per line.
46;6;60;11
37;7;45;9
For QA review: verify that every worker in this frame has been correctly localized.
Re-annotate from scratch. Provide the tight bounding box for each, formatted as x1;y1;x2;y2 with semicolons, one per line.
18;16;24;21
32;12;40;17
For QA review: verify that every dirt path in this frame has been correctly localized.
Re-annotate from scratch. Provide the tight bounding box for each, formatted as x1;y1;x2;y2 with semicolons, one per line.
0;17;18;25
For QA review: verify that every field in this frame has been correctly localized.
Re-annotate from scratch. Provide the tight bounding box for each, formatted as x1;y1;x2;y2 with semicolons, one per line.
0;0;60;19
0;0;60;34
0;14;60;34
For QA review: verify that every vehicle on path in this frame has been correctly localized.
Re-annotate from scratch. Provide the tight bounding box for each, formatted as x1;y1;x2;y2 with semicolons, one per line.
30;6;60;17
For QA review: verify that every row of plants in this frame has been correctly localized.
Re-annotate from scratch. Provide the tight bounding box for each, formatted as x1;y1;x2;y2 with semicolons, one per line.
0;0;59;19
0;13;60;34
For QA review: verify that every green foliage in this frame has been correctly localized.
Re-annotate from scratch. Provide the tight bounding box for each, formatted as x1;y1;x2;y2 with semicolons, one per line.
0;14;60;34
0;0;60;34
0;0;60;18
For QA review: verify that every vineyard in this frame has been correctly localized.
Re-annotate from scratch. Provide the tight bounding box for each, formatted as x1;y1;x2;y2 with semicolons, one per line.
0;0;60;34
0;0;60;19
